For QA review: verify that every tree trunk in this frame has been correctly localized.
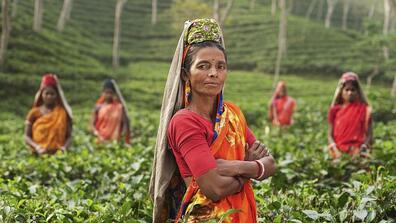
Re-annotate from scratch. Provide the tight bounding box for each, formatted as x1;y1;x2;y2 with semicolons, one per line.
274;0;287;87
33;0;43;32
250;0;256;10
151;0;157;25
0;0;11;65
112;0;126;69
342;0;350;30
57;0;73;32
390;1;396;32
271;0;276;16
325;0;337;28
368;0;375;19
219;0;234;26
317;0;324;20
305;0;317;19
288;0;294;14
391;75;396;97
65;0;73;20
213;0;219;22
11;0;17;18
383;0;391;60
366;65;379;93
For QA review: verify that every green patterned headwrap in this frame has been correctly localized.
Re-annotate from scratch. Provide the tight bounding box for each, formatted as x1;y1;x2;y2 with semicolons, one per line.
184;18;223;45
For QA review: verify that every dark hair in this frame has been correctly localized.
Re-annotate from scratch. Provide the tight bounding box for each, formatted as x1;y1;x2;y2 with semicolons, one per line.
343;80;359;89
103;79;116;92
182;41;227;73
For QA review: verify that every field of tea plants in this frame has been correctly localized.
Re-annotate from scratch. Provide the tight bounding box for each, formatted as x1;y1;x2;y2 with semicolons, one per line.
0;62;395;222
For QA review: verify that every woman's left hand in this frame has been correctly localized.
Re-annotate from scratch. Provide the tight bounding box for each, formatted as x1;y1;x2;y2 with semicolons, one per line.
245;141;270;161
216;159;239;177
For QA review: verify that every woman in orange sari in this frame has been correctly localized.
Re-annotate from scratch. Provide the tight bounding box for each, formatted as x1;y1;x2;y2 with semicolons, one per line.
327;72;373;159
268;81;296;126
90;79;131;144
24;73;73;155
149;18;276;223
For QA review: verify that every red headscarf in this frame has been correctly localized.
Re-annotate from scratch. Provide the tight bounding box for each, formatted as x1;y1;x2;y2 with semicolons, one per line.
33;73;73;119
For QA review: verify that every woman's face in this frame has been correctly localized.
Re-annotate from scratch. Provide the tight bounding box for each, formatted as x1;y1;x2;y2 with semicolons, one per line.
42;86;58;106
103;88;115;102
342;81;358;103
187;47;227;99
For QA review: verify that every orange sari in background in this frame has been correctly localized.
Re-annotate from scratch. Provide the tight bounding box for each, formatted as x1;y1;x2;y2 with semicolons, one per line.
330;102;370;155
32;106;68;153
176;102;257;223
95;98;124;143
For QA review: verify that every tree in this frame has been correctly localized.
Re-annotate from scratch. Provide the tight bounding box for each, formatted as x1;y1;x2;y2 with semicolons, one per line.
112;0;127;69
317;0;324;20
342;0;350;30
0;0;11;65
152;0;157;25
368;0;376;19
366;65;379;93
274;0;287;87
213;0;219;21
384;0;396;97
250;0;256;10
33;0;43;32
11;0;17;18
325;0;337;28
271;0;276;16
213;0;234;27
166;0;211;31
305;0;317;19
383;0;391;61
57;0;73;32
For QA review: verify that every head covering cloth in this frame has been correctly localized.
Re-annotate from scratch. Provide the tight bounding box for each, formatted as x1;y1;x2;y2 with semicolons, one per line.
331;72;368;106
33;73;73;120
149;18;225;223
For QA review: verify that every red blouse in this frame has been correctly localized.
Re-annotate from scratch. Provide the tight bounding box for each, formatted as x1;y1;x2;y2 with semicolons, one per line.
167;109;256;178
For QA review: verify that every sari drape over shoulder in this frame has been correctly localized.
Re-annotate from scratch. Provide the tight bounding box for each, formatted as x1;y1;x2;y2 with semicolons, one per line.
328;72;372;157
31;106;68;153
94;79;130;144
328;103;371;154
269;81;296;126
27;73;72;153
95;99;124;142
150;19;258;223
176;102;257;223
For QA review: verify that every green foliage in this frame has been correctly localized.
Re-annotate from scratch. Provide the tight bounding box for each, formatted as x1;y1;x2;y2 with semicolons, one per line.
1;61;396;222
162;0;212;31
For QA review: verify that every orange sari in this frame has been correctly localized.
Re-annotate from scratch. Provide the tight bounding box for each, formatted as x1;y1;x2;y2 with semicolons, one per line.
32;106;68;153
176;102;257;223
95;101;124;142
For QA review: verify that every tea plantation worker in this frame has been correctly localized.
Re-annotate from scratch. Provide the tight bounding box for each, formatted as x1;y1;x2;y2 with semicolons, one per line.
89;78;131;145
268;81;296;126
24;73;73;155
149;18;276;223
327;72;373;159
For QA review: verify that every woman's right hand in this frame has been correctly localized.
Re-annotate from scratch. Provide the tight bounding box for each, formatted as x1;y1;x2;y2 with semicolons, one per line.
245;141;270;161
35;145;45;154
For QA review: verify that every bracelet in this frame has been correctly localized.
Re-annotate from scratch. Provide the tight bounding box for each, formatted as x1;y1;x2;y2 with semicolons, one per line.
253;160;262;179
254;160;265;180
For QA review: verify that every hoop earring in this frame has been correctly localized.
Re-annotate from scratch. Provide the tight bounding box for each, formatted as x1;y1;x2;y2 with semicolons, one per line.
184;81;192;107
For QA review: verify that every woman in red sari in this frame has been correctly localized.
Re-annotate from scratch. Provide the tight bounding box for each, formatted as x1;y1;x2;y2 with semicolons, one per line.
90;79;131;144
268;81;296;126
149;18;276;223
24;73;73;155
327;72;373;159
